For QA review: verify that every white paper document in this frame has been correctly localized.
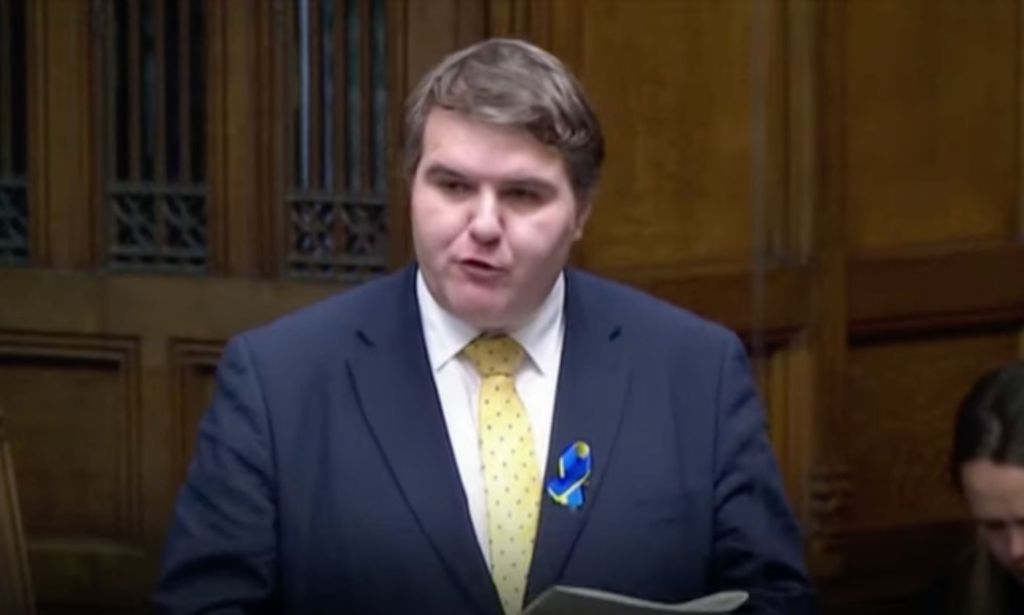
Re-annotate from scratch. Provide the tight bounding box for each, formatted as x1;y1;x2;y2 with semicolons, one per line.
523;586;749;615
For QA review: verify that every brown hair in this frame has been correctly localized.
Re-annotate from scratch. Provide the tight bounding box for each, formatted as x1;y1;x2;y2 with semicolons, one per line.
951;362;1024;488
403;38;604;204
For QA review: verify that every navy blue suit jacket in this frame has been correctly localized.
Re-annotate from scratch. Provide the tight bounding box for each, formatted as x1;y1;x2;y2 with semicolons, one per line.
154;265;814;614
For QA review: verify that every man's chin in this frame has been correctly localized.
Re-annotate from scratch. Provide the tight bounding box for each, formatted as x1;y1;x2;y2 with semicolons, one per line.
451;301;518;331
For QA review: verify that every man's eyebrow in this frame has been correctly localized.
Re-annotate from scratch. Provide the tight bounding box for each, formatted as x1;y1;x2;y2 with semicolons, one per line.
500;177;557;192
421;163;558;192
422;164;469;180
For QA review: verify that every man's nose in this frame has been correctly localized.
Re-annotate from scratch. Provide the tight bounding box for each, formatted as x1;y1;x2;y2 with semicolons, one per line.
468;190;502;243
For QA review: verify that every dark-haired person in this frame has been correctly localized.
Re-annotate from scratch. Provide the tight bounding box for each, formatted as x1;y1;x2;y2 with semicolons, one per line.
153;38;813;614
926;361;1024;614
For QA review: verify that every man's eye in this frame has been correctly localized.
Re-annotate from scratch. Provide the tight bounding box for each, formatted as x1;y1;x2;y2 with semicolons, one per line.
504;188;542;204
439;180;472;194
982;521;1008;534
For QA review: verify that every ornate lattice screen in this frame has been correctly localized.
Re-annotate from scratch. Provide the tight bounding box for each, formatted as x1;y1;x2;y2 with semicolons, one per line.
285;0;389;281
98;0;207;273
0;0;27;266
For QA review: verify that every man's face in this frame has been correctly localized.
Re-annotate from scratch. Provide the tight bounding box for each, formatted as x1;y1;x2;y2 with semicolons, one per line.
410;108;589;330
961;459;1024;583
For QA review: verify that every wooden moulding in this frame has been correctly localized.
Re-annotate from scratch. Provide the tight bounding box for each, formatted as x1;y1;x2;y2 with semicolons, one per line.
0;406;34;615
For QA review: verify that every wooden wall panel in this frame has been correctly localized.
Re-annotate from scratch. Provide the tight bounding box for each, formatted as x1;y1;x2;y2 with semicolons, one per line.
0;332;146;607
813;2;1024;607
843;328;1021;532
564;0;787;273
751;336;815;515
850;244;1024;335
0;270;346;611
814;327;1024;613
404;0;482;84
0;335;140;541
844;0;1018;252
169;340;221;482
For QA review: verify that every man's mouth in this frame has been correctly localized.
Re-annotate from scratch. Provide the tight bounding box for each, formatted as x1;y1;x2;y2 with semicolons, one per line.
462;257;498;269
458;258;506;279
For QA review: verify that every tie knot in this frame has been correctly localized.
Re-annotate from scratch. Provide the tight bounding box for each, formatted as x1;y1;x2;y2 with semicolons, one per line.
462;335;524;377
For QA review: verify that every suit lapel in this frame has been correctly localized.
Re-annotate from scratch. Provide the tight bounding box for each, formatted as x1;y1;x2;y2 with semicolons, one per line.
348;267;501;615
525;271;630;602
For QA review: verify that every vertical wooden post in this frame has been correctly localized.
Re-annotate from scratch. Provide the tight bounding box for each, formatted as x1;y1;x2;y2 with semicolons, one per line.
806;0;852;580
207;1;274;276
25;0;98;267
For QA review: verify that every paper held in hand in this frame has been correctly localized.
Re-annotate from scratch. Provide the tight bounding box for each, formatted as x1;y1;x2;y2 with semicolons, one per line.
522;586;748;615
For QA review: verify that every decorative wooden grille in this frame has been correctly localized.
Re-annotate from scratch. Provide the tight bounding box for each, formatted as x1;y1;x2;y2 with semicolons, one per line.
99;0;207;273
285;0;389;281
0;0;28;266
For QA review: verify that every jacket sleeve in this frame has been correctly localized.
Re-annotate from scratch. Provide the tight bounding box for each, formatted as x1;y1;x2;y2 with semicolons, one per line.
152;335;279;614
710;333;817;614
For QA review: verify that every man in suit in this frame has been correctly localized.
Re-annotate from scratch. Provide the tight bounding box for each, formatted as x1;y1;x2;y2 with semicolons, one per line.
154;38;814;614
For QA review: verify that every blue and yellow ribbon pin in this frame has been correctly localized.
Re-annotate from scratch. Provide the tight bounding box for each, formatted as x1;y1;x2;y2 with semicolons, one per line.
546;441;592;509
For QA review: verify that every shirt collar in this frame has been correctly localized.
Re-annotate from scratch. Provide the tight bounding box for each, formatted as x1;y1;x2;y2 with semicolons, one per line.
416;269;565;376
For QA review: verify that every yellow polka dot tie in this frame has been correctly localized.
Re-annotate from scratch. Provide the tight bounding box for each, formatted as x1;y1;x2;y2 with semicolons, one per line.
462;335;540;615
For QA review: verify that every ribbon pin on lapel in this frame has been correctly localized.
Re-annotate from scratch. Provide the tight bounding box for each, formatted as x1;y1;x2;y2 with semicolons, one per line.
546;441;592;510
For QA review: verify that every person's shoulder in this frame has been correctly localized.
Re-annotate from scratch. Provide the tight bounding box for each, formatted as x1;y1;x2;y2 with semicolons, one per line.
567;268;738;347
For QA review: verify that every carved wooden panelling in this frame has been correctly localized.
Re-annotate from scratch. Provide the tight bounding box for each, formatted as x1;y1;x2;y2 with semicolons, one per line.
169;340;222;482
0;332;149;608
842;327;1022;532
749;339;793;441
0;333;141;544
564;0;787;272
843;0;1018;251
748;334;812;517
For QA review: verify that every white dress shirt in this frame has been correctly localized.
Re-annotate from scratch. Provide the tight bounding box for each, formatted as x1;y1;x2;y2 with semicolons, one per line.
416;270;565;567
